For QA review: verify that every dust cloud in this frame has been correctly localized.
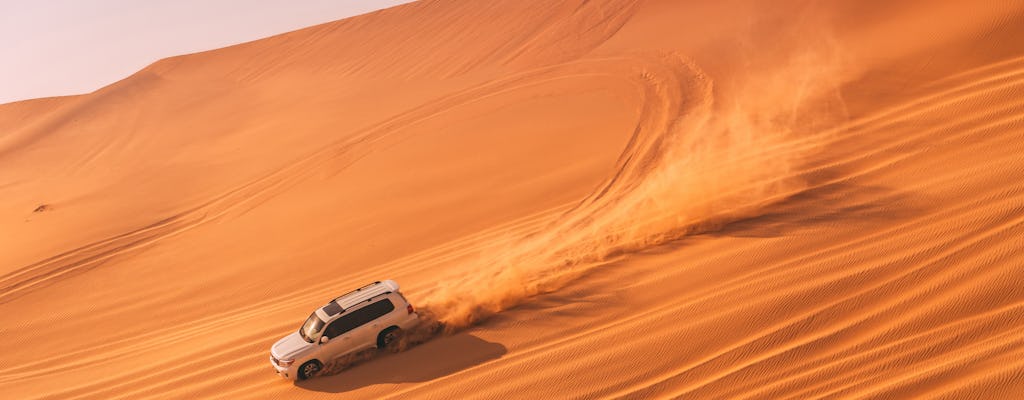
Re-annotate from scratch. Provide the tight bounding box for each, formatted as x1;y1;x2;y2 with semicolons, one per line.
415;38;852;333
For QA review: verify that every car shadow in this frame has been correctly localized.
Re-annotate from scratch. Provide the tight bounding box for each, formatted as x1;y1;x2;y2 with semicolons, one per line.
294;332;506;393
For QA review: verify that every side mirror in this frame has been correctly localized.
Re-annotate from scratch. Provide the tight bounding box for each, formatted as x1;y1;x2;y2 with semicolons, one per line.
320;336;330;344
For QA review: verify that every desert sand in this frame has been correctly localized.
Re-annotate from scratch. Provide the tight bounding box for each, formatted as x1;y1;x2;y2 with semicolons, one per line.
3;0;1024;398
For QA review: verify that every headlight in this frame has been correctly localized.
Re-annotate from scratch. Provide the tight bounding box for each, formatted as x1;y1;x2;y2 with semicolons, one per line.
278;358;294;367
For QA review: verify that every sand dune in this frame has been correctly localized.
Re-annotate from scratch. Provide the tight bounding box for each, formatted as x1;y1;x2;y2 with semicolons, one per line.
2;0;1024;398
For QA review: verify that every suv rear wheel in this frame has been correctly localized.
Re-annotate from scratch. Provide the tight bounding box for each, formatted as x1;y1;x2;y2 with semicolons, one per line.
377;327;402;351
297;359;322;380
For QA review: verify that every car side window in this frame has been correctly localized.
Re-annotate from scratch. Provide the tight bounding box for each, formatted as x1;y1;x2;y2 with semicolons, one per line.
364;298;395;321
323;314;356;339
323;298;395;339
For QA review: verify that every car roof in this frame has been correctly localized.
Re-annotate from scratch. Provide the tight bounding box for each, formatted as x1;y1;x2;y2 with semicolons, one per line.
315;280;400;321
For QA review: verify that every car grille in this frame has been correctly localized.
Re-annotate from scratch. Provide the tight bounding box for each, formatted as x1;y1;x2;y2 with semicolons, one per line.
271;355;280;366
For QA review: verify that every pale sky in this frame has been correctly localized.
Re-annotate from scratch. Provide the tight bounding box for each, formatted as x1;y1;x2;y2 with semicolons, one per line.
0;0;414;104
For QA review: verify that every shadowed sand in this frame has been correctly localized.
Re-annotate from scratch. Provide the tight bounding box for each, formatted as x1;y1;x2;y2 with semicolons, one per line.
2;0;1024;398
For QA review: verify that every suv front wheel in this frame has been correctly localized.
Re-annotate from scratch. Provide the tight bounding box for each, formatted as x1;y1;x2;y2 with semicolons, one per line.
297;359;322;380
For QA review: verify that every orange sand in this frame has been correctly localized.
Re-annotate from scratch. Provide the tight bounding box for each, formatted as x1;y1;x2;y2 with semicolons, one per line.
2;0;1024;398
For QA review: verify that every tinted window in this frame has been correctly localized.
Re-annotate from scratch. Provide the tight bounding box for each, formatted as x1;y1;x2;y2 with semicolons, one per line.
364;298;395;320
322;302;343;316
323;298;395;338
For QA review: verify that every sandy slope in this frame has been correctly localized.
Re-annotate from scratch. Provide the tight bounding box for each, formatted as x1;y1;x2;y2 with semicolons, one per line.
2;0;1024;398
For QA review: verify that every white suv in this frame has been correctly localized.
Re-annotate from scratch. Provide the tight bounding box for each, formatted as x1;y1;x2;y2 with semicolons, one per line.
270;280;419;380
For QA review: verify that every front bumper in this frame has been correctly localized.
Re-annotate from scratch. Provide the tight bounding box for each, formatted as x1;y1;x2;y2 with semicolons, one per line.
270;355;294;379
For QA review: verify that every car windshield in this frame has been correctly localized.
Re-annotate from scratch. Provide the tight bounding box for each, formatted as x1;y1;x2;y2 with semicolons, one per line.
298;313;326;343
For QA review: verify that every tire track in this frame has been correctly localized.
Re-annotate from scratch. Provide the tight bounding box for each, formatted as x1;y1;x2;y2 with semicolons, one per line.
0;52;696;306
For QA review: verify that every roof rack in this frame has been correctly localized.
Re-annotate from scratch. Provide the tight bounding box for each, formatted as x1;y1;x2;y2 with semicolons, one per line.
332;281;381;303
